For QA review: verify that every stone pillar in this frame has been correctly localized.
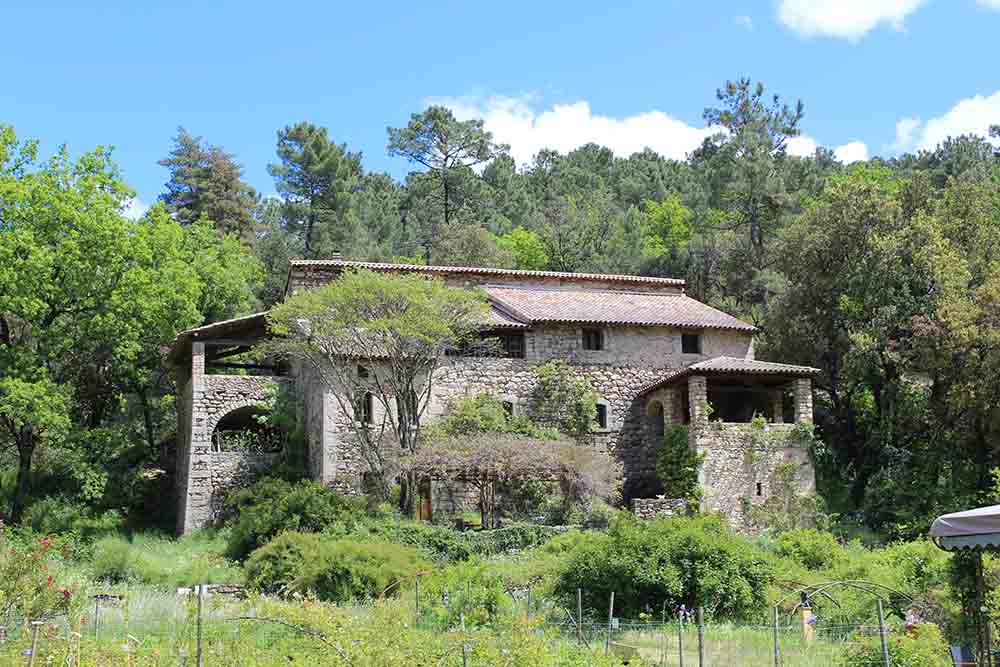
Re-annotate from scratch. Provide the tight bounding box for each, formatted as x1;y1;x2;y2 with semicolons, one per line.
662;387;678;425
794;378;813;424
770;388;784;424
178;342;212;535
688;375;708;425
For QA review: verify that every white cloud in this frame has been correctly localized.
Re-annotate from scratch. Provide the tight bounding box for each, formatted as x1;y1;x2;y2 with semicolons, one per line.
834;141;870;164
891;117;922;151
786;135;818;157
776;0;928;40
124;197;149;220
428;95;716;165
892;90;1000;152
977;0;1000;9
787;134;869;163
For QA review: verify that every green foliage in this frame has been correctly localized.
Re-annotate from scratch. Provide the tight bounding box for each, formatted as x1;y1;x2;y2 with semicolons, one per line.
21;497;124;542
837;624;950;667
641;193;693;258
223;478;365;560
495;226;549;269
433;393;557;439
554;514;773;620
357;519;474;562
245;532;428;602
90;531;243;587
655;425;704;501
0;529;75;624
745;461;829;532
774;529;844;570
530;361;599;436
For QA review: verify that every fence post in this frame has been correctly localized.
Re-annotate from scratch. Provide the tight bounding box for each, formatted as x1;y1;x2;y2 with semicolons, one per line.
27;620;42;667
772;606;780;667
678;612;685;667
697;607;705;667
415;576;421;628
605;591;615;657
576;589;583;646
460;612;469;667
196;584;204;667
877;599;891;667
94;597;100;640
527;587;532;617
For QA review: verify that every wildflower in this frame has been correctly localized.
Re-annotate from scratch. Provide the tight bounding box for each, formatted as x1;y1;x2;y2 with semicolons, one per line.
39;538;52;548
47;576;53;586
62;590;71;599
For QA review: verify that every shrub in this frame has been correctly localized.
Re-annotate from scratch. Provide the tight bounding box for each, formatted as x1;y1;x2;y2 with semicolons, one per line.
22;497;124;542
224;478;365;560
358;519;473;562
0;529;75;623
530;361;598;436
465;523;563;557
246;533;428;602
775;528;844;570
90;535;139;583
417;559;517;627
90;531;243;586
554;515;773;620
838;623;950;667
655;425;704;501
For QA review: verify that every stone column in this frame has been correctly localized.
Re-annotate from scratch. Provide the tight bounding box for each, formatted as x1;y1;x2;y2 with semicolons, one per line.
662;387;678;425
179;342;212;534
794;378;813;424
770;388;784;424
687;375;708;425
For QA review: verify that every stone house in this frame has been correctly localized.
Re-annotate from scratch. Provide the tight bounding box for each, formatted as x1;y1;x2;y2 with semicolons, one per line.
170;259;818;535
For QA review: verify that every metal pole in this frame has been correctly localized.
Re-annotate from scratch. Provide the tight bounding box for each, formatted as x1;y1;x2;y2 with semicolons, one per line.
679;613;685;667
527;587;532;617
196;584;204;667
877;599;890;667
415;577;421;628
772;606;780;667
460;612;469;667
605;591;615;657
27;621;42;667
94;598;100;640
576;589;583;646
697;607;705;667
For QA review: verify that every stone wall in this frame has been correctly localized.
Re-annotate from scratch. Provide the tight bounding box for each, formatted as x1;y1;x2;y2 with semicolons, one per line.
632;497;688;520
694;422;814;531
208;452;279;518
176;342;287;534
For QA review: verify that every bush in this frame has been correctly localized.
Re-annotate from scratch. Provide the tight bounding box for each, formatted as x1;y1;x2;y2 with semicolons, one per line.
224;478;365;560
775;528;844;570
554;515;773;620
0;529;75;623
838;623;950;667
465;523;563;557
21;497;124;542
245;532;428;602
655;425;704;501
90;531;243;586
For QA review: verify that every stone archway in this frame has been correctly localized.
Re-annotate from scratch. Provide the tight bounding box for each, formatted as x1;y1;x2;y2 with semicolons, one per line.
646;399;665;439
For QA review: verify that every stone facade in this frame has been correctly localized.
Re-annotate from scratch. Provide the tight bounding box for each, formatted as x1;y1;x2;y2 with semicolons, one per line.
174;265;817;534
632;497;689;520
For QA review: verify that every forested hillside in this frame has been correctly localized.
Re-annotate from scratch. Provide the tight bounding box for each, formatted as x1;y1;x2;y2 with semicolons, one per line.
2;78;999;540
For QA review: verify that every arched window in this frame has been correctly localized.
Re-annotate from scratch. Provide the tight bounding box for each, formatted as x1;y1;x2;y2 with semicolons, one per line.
646;400;665;439
212;405;282;453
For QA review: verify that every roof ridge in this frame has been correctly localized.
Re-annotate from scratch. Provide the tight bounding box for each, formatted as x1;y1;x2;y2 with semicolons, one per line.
289;259;686;286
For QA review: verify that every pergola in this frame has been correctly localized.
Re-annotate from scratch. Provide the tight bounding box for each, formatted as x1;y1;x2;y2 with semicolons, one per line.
930;505;1000;667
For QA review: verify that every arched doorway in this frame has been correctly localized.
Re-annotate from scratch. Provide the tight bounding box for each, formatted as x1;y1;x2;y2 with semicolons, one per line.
211;405;283;453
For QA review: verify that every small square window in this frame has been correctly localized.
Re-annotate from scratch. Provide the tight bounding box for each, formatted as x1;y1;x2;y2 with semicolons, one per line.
357;392;374;424
755;482;763;497
596;404;608;429
357;365;370;379
682;334;701;354
582;328;604;351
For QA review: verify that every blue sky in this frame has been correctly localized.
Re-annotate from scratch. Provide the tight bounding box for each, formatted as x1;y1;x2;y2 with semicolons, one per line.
3;0;999;213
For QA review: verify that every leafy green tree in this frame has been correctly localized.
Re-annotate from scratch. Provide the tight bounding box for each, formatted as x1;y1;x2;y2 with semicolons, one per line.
268;122;362;257
495;227;549;270
641;193;693;259
260;269;490;514
158;127;258;238
432;222;513;268
388;106;503;254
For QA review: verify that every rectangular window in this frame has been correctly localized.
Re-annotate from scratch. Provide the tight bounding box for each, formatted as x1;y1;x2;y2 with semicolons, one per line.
361;392;373;424
582;328;604;351
682;333;701;354
596;404;608;429
357;365;370;379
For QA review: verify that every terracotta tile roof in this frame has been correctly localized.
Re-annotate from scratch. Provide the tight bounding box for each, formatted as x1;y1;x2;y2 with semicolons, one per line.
639;356;821;394
483;306;529;329
484;286;756;332
289;259;686;288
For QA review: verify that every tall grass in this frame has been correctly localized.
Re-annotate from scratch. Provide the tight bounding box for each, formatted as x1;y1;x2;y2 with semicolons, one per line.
89;530;243;587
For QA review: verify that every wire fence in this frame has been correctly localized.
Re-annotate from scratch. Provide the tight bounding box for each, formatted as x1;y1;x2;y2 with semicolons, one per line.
0;584;923;666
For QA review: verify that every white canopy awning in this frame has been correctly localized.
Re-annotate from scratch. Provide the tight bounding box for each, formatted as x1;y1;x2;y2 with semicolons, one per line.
929;505;1000;551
